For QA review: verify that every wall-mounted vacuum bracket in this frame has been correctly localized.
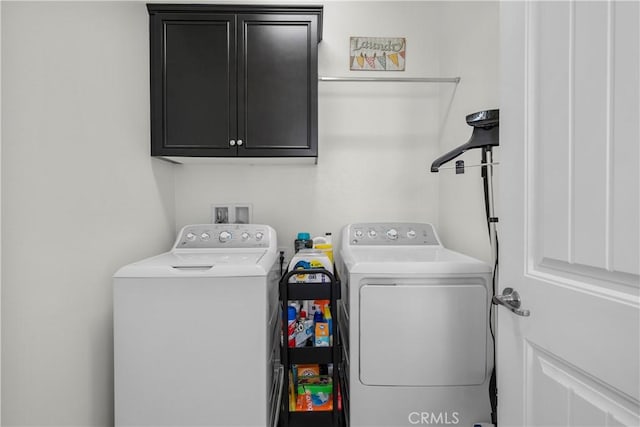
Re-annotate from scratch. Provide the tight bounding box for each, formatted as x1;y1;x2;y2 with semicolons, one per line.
430;109;499;172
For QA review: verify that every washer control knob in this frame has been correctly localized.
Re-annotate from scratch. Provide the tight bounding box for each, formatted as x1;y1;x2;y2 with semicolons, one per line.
219;231;232;243
355;230;364;238
186;232;197;242
255;232;264;241
368;229;377;238
407;229;417;239
200;232;211;241
241;232;250;241
386;228;399;240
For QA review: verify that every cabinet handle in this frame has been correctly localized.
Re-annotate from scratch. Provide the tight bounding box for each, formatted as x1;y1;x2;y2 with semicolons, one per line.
237;139;243;146
229;140;236;146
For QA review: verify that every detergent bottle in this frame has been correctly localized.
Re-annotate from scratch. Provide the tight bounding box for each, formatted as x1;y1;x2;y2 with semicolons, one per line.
294;232;313;253
287;305;297;348
323;305;333;345
312;233;334;263
287;249;333;283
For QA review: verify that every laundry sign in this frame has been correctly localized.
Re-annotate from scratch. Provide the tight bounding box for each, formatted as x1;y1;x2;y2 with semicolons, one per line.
350;37;406;71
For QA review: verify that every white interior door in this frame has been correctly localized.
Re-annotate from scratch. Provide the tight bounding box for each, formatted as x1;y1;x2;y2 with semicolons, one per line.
499;1;639;426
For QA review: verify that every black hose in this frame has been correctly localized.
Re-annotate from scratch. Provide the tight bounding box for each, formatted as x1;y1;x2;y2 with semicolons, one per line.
279;251;285;277
482;146;498;426
489;235;499;426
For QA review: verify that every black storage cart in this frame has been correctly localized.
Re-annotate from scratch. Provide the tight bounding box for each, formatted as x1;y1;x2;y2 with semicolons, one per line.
279;268;343;427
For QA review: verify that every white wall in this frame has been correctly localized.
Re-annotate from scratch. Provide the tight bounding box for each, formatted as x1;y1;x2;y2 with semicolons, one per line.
437;1;500;264
0;0;3;421
1;2;175;426
0;1;498;426
173;1;499;263
174;1;444;257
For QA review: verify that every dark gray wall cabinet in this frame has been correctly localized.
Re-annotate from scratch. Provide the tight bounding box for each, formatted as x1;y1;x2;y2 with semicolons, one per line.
147;4;322;158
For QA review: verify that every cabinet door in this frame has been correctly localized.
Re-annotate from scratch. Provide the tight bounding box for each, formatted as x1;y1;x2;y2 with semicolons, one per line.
237;14;318;157
150;13;237;156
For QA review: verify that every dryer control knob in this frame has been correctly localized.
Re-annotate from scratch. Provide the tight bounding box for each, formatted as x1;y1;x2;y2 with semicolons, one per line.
386;229;399;240
186;232;197;242
355;230;364;238
368;229;377;238
219;231;232;243
241;232;250;241
200;232;211;241
255;232;264;241
407;229;417;239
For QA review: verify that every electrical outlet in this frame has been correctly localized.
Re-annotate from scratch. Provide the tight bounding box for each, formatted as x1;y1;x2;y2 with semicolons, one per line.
278;246;293;267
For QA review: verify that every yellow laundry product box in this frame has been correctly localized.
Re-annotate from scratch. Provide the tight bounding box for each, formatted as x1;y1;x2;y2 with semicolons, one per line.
314;322;330;347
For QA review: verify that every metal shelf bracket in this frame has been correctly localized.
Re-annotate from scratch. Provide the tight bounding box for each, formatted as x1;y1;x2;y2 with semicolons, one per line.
319;76;461;83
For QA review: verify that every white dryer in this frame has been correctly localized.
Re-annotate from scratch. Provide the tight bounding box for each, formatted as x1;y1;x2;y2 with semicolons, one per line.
113;224;283;427
336;222;494;427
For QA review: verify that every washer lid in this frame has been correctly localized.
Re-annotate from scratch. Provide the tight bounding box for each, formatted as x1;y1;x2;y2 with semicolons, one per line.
113;250;274;278
341;246;492;275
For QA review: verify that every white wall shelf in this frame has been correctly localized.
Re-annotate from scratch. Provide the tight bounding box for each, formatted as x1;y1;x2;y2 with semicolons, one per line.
318;76;461;83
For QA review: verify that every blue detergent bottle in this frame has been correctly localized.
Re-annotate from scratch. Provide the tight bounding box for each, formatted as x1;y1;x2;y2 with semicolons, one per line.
294;232;313;253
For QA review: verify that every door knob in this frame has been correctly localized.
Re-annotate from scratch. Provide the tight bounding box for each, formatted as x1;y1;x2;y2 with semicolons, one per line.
492;287;530;317
230;140;236;146
237;139;243;146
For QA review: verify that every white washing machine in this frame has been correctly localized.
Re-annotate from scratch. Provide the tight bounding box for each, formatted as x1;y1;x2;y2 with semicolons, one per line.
336;222;494;427
113;224;283;427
